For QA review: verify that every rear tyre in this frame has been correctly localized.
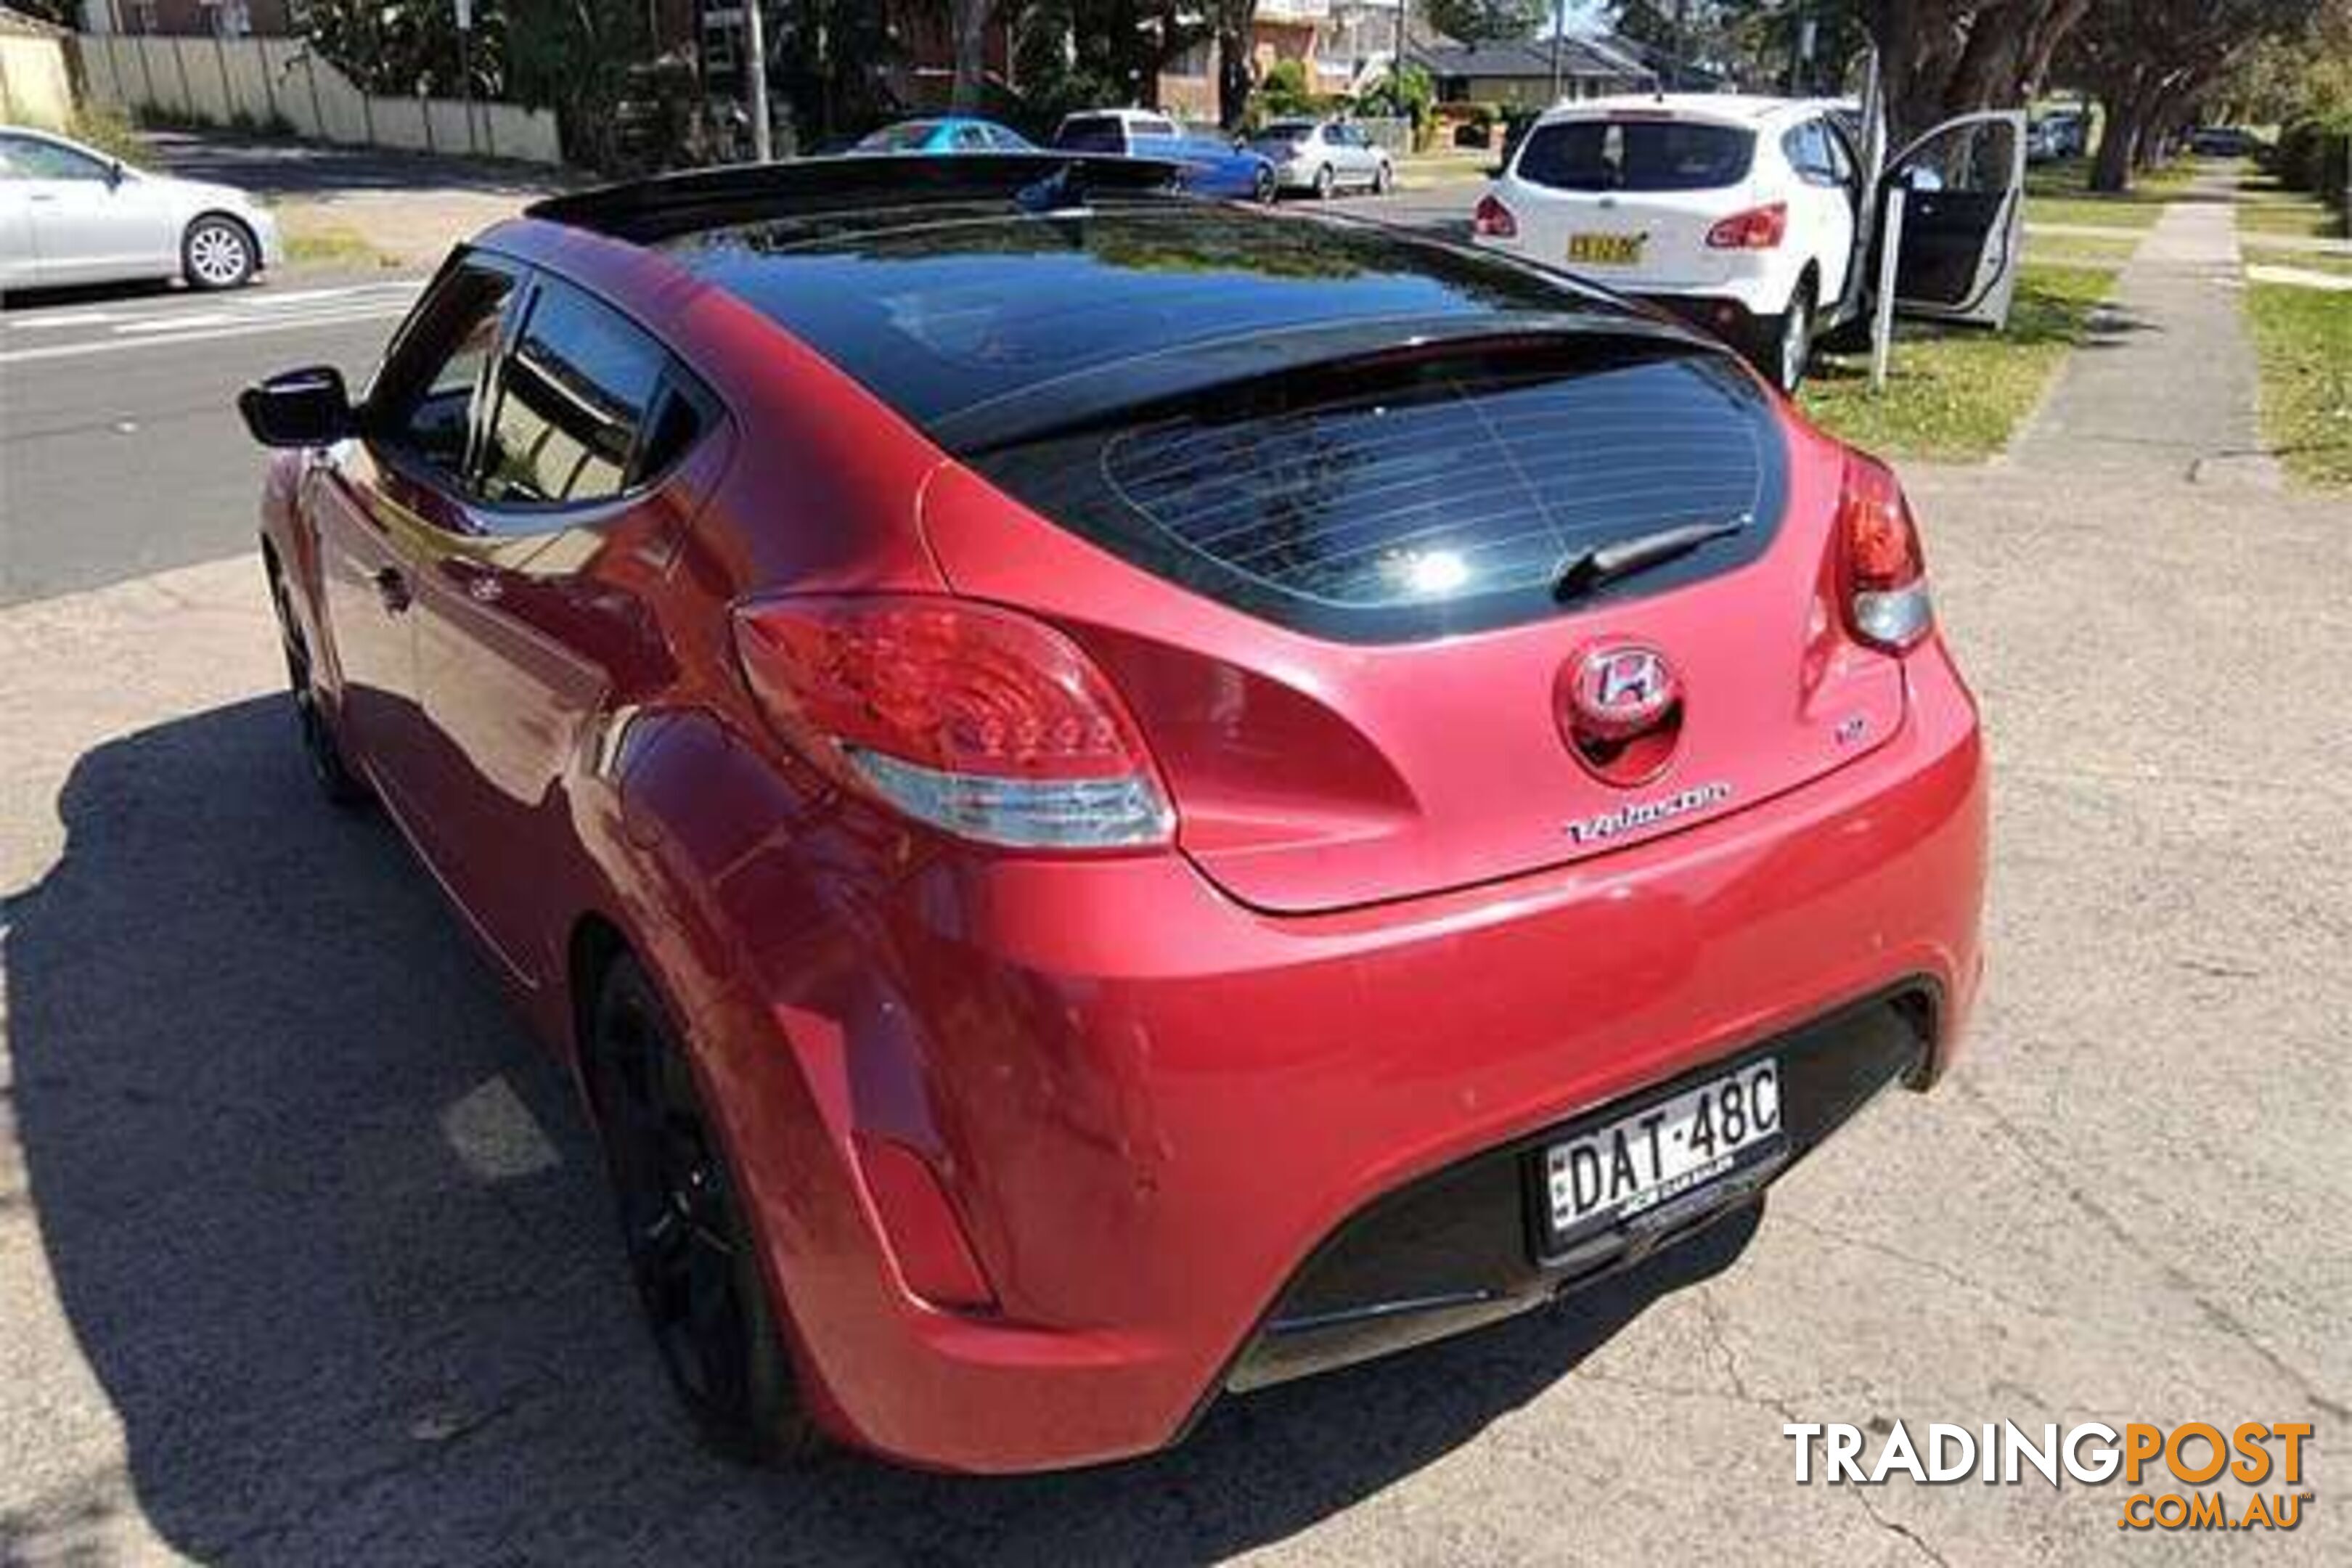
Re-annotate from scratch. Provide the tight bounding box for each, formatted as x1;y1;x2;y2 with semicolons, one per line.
1254;163;1278;204
587;955;820;1466
1312;163;1334;200
268;564;367;808
1763;282;1815;393
183;216;256;290
1371;159;1393;195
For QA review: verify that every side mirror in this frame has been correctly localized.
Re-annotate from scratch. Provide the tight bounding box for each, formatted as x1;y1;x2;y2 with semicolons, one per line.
238;365;354;448
105;159;126;189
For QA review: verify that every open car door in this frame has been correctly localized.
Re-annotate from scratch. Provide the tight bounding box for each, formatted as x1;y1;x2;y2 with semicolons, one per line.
1882;110;2027;328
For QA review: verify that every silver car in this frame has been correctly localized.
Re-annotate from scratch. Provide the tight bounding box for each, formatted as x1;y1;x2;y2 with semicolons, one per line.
1246;118;1393;198
0;125;282;293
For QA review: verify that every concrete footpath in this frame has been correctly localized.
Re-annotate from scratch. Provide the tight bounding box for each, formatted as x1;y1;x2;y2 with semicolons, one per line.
2008;168;2278;486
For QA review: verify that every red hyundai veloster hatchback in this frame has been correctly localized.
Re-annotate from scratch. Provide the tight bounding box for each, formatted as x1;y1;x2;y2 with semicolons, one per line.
240;155;1985;1473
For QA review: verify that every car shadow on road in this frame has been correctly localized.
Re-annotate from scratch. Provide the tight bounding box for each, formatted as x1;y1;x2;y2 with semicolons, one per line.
4;695;1757;1566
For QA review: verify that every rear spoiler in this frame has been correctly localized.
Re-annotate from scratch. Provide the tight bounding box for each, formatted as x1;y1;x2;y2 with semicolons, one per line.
936;312;1734;455
527;153;1191;244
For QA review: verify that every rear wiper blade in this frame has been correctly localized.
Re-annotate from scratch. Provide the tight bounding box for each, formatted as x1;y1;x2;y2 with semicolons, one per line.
1552;515;1748;602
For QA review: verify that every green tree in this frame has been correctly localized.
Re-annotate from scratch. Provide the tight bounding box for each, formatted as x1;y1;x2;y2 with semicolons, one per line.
1424;0;1546;42
502;0;648;170
1010;1;1209;113
1856;1;2094;148
2061;0;2311;190
301;0;506;99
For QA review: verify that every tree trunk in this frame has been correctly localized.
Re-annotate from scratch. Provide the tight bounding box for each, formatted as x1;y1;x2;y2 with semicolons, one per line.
2090;83;2146;192
1217;28;1251;130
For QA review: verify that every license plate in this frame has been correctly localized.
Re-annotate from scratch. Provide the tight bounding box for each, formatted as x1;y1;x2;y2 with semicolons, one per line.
1568;232;1645;265
1543;1058;1781;1241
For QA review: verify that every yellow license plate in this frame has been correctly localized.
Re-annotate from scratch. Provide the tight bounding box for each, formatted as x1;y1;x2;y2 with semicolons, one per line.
1569;232;1645;265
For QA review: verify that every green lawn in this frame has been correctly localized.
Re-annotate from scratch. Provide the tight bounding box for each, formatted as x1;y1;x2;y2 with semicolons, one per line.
2020;157;2186;231
2023;195;2164;231
1799;264;2118;461
2242;245;2352;279
2234;174;2345;240
2245;283;2352;489
2023;229;2141;266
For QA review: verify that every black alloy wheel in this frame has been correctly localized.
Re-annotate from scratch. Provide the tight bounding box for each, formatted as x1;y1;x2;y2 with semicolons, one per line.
269;565;366;807
588;957;816;1463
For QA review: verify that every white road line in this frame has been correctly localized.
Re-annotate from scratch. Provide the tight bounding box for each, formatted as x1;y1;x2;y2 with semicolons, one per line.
4;282;421;335
117;313;242;334
0;307;412;365
6;312;118;332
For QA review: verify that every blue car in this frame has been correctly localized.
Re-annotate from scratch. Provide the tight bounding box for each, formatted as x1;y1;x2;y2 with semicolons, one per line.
1053;109;1278;202
851;117;1036;155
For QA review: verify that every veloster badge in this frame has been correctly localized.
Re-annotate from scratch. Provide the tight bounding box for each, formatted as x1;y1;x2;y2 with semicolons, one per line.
1567;781;1733;845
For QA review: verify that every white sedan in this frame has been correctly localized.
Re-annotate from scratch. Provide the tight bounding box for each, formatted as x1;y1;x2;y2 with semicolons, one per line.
1;125;281;293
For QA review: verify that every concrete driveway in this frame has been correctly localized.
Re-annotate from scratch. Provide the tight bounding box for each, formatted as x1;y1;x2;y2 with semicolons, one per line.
1;171;2346;1566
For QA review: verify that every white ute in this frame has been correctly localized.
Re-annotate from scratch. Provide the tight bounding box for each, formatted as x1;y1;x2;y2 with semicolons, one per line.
1472;94;2026;391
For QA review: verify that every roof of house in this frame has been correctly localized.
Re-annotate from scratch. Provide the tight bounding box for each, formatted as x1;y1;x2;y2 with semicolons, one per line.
1411;36;1654;83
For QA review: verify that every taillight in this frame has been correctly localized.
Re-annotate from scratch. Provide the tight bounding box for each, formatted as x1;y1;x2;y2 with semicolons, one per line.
1837;451;1933;652
1704;202;1787;249
1473;192;1517;239
731;595;1175;851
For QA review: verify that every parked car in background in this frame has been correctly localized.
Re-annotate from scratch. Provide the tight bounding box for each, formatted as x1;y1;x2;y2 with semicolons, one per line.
849;117;1035;154
0;123;279;292
1053;108;1277;201
2026;111;2088;163
1473;94;2026;391
2187;126;2263;158
237;150;1985;1474
1246;118;1394;197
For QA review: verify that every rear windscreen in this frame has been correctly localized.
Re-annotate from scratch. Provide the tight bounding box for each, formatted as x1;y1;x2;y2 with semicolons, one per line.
855;123;938;152
973;343;1784;644
1517;120;1755;192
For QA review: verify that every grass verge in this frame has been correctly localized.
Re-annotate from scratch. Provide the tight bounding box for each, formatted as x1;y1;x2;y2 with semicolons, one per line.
1798;264;2118;461
2023;195;2163;231
2020;157;2192;232
271;204;399;271
2234;175;2345;240
2023;230;2141;266
2245;283;2352;489
2243;245;2352;279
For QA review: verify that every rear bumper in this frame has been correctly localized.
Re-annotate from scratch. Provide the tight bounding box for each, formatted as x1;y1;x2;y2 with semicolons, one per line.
679;642;1986;1473
1643;291;1771;352
1226;982;1933;1392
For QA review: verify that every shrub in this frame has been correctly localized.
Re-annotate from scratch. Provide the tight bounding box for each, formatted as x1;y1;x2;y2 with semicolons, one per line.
67;106;148;164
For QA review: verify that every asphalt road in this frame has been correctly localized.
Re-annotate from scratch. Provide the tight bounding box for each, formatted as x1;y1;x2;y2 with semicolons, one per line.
2;181;2346;1566
0;276;421;605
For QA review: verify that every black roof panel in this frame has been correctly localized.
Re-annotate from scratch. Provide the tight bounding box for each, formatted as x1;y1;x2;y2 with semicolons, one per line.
645;195;1665;443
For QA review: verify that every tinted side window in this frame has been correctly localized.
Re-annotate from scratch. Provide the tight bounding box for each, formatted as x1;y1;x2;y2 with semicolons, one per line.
1056;116;1126;153
0;134;110;181
477;279;667;507
369;261;520;479
1783;121;1837;184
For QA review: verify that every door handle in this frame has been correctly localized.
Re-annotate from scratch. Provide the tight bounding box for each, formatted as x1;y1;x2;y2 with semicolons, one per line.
372;566;412;613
